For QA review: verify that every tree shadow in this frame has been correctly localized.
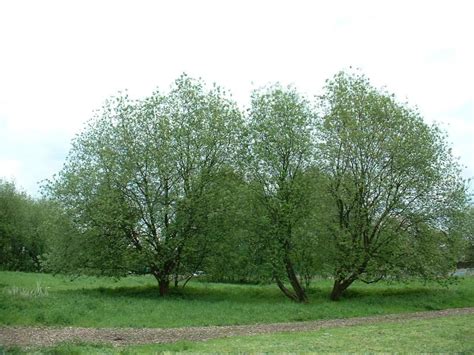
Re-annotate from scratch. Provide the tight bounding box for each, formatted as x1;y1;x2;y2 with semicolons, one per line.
343;286;440;299
53;279;451;307
55;282;290;304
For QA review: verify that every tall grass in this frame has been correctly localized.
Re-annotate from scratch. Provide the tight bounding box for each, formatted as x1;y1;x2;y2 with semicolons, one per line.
0;271;473;328
4;281;49;298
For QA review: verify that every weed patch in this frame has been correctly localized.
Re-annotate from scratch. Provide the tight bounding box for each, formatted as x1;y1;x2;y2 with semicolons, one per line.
4;281;49;298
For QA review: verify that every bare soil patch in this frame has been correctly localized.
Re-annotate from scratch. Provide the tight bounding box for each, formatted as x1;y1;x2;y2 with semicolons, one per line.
1;307;473;348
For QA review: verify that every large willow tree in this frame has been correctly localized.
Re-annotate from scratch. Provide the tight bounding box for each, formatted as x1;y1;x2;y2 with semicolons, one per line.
246;85;319;302
48;75;243;295
318;71;467;300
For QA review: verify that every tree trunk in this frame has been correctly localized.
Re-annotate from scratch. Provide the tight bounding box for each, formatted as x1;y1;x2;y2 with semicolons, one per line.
152;269;171;296
284;257;308;303
273;256;308;303
159;279;170;296
275;277;298;302
330;277;355;301
174;271;179;287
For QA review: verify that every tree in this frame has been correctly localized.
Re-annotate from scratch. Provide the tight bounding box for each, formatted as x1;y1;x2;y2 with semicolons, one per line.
317;71;468;300
47;75;244;295
245;85;318;302
0;179;53;271
195;169;266;284
457;204;474;268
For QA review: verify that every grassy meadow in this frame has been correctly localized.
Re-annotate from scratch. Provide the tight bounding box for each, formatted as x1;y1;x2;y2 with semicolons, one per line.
7;314;472;354
0;271;473;329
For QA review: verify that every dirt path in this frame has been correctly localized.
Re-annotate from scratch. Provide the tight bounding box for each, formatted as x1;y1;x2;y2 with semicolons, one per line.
1;307;473;348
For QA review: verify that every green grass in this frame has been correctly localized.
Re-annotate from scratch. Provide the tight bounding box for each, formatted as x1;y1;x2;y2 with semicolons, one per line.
0;271;473;328
5;314;474;354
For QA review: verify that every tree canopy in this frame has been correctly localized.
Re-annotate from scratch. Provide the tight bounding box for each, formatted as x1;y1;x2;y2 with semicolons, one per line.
317;71;467;299
245;85;320;302
47;75;244;295
0;179;60;272
40;70;470;301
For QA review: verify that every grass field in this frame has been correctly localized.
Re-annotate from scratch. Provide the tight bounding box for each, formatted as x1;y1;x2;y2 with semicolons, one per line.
1;271;473;329
3;314;473;354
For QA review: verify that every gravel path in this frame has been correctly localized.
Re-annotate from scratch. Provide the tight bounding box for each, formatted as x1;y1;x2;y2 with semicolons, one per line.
1;307;473;348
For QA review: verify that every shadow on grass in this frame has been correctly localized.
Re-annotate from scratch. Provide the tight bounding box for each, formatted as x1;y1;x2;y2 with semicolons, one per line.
341;286;442;299
55;283;289;304
52;279;445;307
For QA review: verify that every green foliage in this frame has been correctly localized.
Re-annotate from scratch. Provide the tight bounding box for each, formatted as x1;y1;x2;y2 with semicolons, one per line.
197;169;269;284
458;205;474;267
245;85;320;302
38;70;468;302
317;70;468;299
0;179;58;271
45;75;244;294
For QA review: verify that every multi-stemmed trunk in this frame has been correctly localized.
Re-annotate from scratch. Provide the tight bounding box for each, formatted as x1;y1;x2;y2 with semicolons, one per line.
330;276;356;301
275;256;308;303
330;252;371;300
274;238;308;303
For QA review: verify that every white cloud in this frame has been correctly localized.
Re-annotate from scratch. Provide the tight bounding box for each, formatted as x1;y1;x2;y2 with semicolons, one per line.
0;159;21;181
0;0;473;196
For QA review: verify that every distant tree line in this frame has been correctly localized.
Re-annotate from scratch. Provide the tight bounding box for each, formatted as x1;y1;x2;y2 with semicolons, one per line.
1;70;472;301
0;179;69;272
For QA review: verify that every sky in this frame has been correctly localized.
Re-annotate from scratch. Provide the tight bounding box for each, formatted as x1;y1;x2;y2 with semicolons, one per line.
0;0;473;197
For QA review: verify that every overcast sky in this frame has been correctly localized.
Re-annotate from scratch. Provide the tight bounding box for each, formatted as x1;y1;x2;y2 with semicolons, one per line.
0;0;473;197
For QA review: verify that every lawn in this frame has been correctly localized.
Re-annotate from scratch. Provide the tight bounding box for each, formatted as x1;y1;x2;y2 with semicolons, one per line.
4;314;473;354
0;271;473;329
